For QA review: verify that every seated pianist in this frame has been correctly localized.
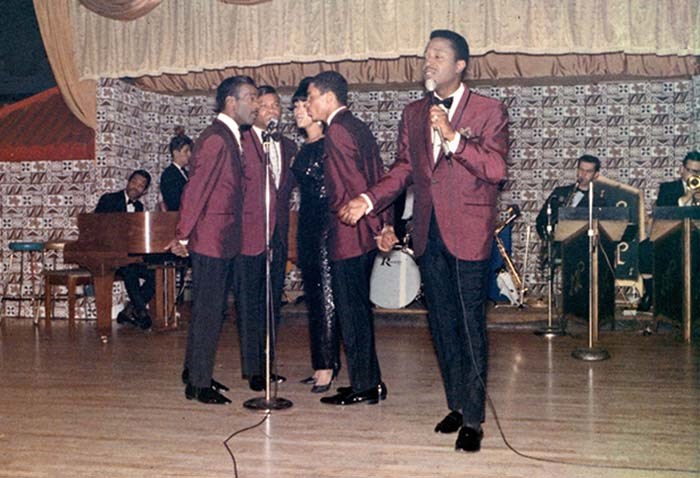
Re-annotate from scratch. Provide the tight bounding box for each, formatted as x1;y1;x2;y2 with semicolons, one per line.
94;169;155;329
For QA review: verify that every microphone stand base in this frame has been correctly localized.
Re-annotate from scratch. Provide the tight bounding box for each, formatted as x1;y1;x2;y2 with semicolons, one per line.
534;325;566;338
571;347;610;362
243;396;294;411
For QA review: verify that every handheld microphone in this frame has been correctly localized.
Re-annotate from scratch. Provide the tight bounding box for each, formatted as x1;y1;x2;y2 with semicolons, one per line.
424;79;452;158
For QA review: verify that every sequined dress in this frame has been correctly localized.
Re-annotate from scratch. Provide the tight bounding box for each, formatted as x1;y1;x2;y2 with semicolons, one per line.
291;138;340;372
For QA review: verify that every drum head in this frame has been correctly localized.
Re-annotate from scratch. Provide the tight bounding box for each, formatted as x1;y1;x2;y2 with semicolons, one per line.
369;249;421;309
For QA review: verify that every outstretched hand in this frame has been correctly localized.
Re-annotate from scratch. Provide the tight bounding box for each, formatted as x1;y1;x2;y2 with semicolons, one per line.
338;197;370;226
165;238;189;257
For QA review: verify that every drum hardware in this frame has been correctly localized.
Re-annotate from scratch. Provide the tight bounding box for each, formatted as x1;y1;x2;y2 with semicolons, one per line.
494;205;527;307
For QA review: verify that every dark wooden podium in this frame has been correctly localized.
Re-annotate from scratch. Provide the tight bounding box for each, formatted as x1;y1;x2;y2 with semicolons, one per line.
556;207;628;339
650;207;700;343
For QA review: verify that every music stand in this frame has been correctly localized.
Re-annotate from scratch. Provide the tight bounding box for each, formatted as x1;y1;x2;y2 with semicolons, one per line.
650;207;700;344
557;186;627;361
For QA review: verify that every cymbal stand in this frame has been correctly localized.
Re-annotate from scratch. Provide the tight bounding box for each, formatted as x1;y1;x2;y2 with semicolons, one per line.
535;197;565;337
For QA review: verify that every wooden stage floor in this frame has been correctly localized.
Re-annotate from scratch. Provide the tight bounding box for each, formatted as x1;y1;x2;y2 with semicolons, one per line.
0;305;698;478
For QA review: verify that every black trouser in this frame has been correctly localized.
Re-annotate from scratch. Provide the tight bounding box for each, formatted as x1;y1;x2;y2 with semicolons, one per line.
419;214;490;427
330;250;381;392
183;252;235;389
232;229;287;378
117;264;155;313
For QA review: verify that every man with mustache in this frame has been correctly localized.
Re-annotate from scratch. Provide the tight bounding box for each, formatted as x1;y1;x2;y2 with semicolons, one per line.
339;30;509;452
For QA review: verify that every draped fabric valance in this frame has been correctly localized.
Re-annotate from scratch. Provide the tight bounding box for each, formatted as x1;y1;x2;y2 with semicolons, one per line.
72;0;700;81
132;53;700;94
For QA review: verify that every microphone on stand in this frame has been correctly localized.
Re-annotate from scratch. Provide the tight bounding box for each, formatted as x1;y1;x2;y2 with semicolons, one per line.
424;79;452;159
262;118;279;142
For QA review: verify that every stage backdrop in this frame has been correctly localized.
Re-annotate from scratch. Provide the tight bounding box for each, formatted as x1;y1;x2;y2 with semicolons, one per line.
1;75;699;318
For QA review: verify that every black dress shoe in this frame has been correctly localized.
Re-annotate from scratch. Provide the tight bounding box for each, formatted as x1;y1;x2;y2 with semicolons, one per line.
116;310;136;326
455;426;483;452
299;376;316;385
435;411;463;434
133;310;152;330
320;382;387;405
310;370;337;393
184;384;231;404
181;369;229;392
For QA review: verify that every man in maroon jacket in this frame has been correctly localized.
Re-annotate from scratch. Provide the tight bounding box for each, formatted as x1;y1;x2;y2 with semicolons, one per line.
340;30;509;452
166;76;259;405
306;71;389;406
237;85;297;391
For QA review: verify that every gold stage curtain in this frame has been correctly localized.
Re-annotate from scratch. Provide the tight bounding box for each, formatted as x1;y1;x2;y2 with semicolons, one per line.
132;53;700;94
71;0;700;81
34;0;96;130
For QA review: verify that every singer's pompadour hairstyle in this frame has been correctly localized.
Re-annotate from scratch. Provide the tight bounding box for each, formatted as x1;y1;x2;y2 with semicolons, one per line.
214;75;256;113
429;29;470;64
310;71;349;106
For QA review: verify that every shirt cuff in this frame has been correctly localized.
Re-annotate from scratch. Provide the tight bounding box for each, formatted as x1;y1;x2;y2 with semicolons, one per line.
360;193;374;214
448;132;462;154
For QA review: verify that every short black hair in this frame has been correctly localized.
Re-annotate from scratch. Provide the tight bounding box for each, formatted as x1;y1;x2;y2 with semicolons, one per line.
310;71;348;106
129;169;152;189
257;85;278;97
430;29;470;64
683;150;700;166
214;75;256;113
169;128;193;156
578;154;601;172
291;76;314;106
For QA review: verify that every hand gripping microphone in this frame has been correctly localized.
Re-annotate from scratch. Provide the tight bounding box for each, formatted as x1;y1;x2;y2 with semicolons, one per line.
425;79;452;158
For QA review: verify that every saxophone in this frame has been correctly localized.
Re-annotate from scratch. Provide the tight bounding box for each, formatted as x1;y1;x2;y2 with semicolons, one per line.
494;205;525;305
562;180;581;207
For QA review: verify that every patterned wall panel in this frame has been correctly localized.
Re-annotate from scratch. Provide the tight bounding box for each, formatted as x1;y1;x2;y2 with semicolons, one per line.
1;76;698;319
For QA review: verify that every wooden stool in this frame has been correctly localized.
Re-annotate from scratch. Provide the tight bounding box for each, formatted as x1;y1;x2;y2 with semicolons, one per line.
43;241;93;328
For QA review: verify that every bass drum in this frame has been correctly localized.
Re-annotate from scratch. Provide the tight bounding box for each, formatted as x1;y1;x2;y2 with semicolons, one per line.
369;248;421;309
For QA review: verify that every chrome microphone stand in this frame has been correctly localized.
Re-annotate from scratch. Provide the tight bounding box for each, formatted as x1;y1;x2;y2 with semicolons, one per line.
535;197;565;337
244;126;293;411
572;180;610;361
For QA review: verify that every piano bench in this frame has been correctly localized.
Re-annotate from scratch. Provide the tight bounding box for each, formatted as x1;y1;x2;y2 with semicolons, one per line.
42;240;93;328
43;269;93;328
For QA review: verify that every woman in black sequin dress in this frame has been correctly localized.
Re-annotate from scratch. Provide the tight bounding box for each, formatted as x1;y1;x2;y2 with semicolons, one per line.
290;78;340;393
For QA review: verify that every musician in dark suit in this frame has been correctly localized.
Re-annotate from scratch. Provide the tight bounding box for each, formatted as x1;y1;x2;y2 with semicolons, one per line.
159;128;193;211
638;151;700;310
306;71;389;406
656;150;700;207
95;169;155;330
166;76;259;405
339;30;509;452
236;86;298;391
535;154;606;241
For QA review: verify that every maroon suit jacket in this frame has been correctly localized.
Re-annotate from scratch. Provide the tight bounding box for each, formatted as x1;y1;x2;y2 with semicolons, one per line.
324;109;389;261
366;86;509;261
239;129;297;256
176;119;244;259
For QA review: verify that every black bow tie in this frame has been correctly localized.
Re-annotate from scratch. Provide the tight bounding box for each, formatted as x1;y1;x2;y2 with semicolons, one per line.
434;96;454;110
127;199;135;205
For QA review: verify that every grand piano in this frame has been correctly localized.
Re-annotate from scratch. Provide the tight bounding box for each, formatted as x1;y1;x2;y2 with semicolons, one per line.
64;212;180;341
